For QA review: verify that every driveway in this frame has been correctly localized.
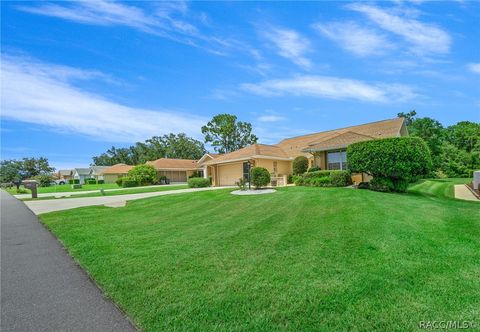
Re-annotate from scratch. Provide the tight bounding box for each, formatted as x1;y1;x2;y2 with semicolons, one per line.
0;191;137;332
25;186;233;215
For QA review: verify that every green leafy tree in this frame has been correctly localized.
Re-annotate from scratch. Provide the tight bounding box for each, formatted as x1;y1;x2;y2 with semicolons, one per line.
0;160;24;183
446;121;480;152
397;110;417;126
127;164;157;186
0;157;54;183
92;133;206;165
201;114;258;153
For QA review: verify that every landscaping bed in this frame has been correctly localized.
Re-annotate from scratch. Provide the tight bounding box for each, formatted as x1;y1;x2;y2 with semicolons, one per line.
40;180;479;331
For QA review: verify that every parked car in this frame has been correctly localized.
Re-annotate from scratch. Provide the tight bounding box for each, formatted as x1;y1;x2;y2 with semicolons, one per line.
52;179;67;185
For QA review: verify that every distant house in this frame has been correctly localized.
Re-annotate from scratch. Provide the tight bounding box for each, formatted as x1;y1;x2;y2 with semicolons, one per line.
72;168;92;184
146;158;199;182
57;169;73;181
100;164;134;184
90;166;109;181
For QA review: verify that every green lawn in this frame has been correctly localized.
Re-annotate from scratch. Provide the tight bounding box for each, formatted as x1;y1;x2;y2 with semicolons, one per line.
40;179;479;331
408;178;471;200
22;184;188;201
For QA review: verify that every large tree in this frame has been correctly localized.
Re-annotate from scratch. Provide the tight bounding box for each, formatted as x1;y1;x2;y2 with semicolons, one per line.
92;133;206;166
0;157;55;183
201;114;258;153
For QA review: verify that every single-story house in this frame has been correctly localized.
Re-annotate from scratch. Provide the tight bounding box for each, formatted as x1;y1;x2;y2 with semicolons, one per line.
146;158;200;182
90;166;109;181
73;168;92;184
199;118;408;186
57;169;73;181
100;164;134;184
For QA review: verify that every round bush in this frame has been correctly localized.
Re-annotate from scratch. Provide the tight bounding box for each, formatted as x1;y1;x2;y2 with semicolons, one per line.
369;177;394;192
347;137;432;192
307;166;321;172
188;177;210;188
293;156;309;175
127;164;157;186
250;167;270;189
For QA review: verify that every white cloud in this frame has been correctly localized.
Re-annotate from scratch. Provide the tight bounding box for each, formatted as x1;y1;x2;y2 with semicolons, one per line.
313;21;393;56
348;3;451;55
467;63;480;74
261;27;312;69
241;75;417;103
1;55;206;142
257;114;285;123
17;1;228;55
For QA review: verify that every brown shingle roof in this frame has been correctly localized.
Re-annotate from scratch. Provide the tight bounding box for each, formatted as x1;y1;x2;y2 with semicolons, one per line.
101;164;134;175
303;131;374;152
276;117;405;157
204;144;290;165
205;118;405;164
146;158;198;170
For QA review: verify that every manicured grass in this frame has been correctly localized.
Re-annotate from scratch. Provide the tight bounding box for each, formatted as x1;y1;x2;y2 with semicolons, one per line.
408;178;471;199
7;183;120;194
40;181;479;331
21;185;189;201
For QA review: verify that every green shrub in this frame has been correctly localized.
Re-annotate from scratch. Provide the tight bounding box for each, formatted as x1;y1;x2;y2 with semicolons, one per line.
68;179;80;184
287;174;294;184
85;178;97;184
293;156;309;175
188;177;210;188
97;179;104;184
250;167;271;189
311;176;331;187
127;164;157;186
307;166;321;172
188;171;200;179
235;177;247;190
348;137;432;193
330;171;352;187
369;177;394;192
358;182;370;189
293;175;304;186
33;174;53;187
304;170;331;179
116;177;124;187
121;177;138;188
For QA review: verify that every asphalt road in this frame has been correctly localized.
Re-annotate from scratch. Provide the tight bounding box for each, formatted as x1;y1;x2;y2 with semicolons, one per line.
0;190;137;332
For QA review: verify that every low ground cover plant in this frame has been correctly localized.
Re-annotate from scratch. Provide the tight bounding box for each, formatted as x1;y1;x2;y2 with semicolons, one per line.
348;137;432;193
250;167;270;189
188;177;210;188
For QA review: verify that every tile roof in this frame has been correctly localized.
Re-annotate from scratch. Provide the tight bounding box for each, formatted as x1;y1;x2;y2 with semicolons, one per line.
58;169;72;176
146;158;198;170
101;164;134;174
205;118;405;164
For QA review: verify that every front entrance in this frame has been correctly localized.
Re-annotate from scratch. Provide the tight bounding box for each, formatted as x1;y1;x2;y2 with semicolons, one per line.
158;171;187;182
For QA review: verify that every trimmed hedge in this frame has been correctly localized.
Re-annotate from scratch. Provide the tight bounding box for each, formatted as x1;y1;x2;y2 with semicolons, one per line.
85;178;97;184
307;166;321;172
293;156;308;175
250;167;271;189
121;177;139;188
347;137;432;193
295;170;352;187
97;179;105;184
188;177;210;188
68;179;80;184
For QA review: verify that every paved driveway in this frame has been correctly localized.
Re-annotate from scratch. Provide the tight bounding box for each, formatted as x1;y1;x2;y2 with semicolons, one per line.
0;191;137;332
25;186;233;215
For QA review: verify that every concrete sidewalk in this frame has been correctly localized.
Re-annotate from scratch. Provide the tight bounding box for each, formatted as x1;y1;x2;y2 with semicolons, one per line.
0;191;137;332
25;186;233;215
14;183;185;199
454;184;479;201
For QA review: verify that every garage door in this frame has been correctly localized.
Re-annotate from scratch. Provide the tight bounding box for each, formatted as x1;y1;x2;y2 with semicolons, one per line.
158;171;187;182
218;163;243;186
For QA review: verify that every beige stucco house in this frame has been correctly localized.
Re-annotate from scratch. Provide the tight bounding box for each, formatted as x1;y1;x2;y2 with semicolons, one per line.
101;164;134;183
198;118;408;186
146;158;200;182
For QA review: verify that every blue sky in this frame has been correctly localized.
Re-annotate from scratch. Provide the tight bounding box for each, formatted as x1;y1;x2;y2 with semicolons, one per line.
1;1;479;169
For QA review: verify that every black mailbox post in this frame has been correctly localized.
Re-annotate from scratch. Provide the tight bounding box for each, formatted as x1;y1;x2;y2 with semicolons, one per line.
23;180;38;199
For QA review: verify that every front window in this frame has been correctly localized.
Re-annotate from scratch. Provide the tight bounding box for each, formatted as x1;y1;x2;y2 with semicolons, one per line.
327;150;347;170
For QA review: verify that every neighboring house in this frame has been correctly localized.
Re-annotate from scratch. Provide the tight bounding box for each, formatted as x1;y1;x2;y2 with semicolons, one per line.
100;164;134;184
57;169;73;181
199;118;408;186
72;168;92;184
90;166;109;181
146;158;200;182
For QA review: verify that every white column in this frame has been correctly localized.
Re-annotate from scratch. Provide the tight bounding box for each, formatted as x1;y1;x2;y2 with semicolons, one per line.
203;166;208;178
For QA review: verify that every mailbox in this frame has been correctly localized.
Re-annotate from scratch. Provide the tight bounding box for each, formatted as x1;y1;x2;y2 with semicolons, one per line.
23;180;38;199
